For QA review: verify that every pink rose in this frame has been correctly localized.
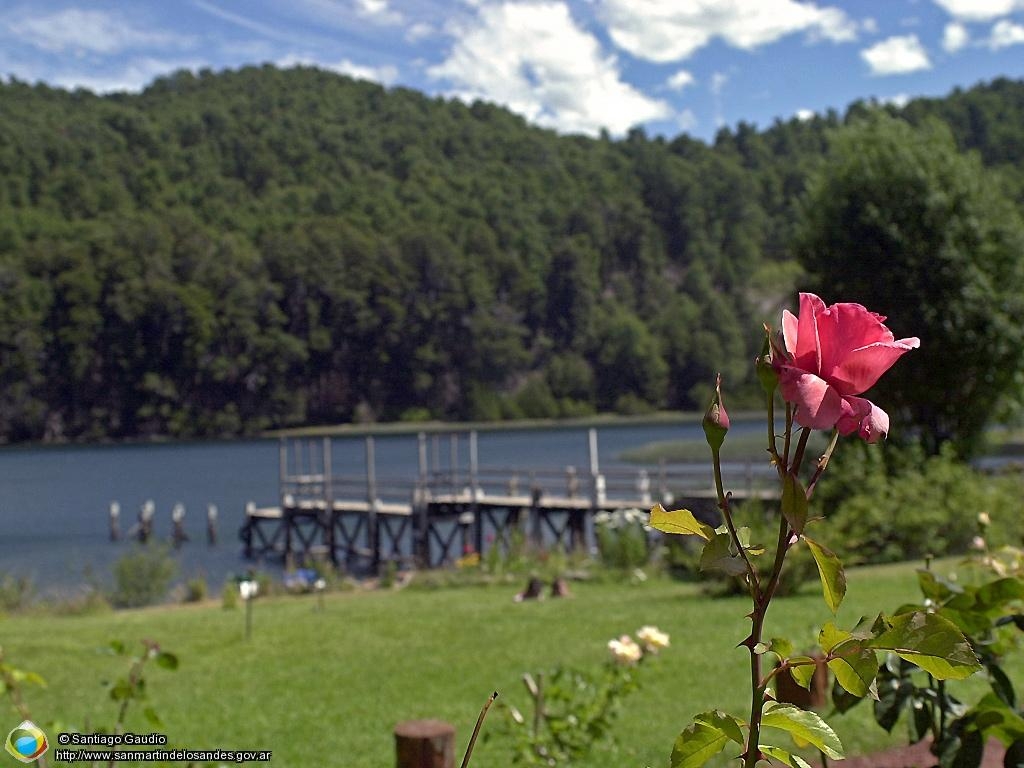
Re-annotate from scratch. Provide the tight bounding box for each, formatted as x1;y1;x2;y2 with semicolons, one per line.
777;293;919;442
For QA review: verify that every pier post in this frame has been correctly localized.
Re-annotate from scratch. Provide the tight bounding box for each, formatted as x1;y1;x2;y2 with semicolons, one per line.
171;503;188;548
207;504;218;546
278;438;287;494
416;432;429;568
417;432;428;483
109;502;121;542
470;430;482;556
449;434;458;496
366;436;379;571
323;436;335;563
588;428;605;508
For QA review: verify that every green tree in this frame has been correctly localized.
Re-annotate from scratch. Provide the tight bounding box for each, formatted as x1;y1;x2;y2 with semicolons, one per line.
795;115;1024;456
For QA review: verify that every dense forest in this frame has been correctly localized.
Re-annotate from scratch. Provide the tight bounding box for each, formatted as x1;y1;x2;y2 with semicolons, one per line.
0;66;1023;442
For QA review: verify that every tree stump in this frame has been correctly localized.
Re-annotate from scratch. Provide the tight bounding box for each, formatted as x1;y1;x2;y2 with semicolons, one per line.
394;719;455;768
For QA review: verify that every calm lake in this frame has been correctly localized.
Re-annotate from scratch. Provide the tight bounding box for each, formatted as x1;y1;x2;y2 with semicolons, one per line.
0;419;764;593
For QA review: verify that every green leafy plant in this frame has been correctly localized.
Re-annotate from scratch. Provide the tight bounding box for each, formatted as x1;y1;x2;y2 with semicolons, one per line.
490;627;668;765
594;508;650;573
834;552;1024;767
651;296;981;767
110;546;177;608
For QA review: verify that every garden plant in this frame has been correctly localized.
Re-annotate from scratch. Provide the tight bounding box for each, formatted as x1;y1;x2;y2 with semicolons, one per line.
652;292;984;767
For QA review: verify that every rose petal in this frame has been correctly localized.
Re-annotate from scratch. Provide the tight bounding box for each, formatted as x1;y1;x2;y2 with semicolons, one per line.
793;293;826;373
816;302;893;379
837;396;890;443
829;338;921;395
779;368;846;430
782;309;799;359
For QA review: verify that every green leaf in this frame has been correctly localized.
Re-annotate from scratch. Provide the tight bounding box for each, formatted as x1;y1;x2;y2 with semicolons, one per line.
155;651;179;671
670;721;730;768
759;745;813;768
143;706;163;728
788;657;817;690
761;703;844;759
977;578;1024;610
769;637;795;659
700;533;748;577
819;623;878;699
827;639;879;699
868;611;981;681
22;671;46;688
650;504;715;541
108;640;127;656
694;711;745;745
781;474;808;535
804;536;846;614
970;693;1024;744
109;680;133;702
917;569;963;602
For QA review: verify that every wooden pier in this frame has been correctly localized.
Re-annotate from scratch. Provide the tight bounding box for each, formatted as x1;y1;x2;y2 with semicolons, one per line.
239;430;775;572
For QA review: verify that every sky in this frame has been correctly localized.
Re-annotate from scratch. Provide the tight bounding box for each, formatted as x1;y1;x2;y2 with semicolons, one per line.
1;0;1023;142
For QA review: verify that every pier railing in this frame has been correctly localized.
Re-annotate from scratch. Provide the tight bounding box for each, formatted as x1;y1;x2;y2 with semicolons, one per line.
243;431;777;571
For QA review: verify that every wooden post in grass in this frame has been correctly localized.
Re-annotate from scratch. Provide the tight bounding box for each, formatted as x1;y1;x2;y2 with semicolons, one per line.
394;719;455;768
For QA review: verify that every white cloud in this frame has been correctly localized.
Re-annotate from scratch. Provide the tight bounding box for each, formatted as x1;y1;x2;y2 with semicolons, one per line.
710;71;728;127
881;93;910;107
354;0;403;25
942;21;970;52
861;34;931;75
49;57;203;93
795;108;814;120
428;1;671;136
7;9;191;55
677;109;698;132
277;53;399;84
599;0;858;63
989;18;1024;48
666;69;695;91
930;0;1024;21
405;21;435;42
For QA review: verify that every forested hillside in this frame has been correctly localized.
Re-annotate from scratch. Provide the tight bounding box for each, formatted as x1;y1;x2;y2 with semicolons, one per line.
0;66;1022;442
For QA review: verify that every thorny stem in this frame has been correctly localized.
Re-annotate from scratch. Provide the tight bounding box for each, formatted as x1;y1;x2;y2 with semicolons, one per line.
806;429;840;498
790;427;812;475
712;446;760;599
766;390;780;472
742;420;815;768
781;404;793;474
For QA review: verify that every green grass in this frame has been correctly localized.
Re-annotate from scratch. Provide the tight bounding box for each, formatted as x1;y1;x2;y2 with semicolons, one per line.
0;561;1011;767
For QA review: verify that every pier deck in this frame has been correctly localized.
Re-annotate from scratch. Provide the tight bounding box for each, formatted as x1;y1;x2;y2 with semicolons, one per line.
239;432;777;571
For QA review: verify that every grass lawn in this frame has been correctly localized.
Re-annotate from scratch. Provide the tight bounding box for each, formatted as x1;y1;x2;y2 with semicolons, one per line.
1;560;1010;767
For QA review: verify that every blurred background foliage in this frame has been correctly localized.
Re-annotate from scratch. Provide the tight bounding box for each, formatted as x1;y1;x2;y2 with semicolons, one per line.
1;66;1022;450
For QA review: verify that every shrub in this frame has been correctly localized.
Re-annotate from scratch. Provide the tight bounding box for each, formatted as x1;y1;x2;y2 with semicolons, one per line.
221;581;238;610
0;573;33;613
819;444;1024;564
184;576;207;603
111;546;178;608
594;509;650;572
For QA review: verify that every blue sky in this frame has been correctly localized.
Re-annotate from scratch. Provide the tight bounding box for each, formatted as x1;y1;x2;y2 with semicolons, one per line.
1;0;1023;142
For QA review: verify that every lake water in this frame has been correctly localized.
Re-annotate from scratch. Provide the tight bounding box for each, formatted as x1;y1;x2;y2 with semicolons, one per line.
0;420;764;593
